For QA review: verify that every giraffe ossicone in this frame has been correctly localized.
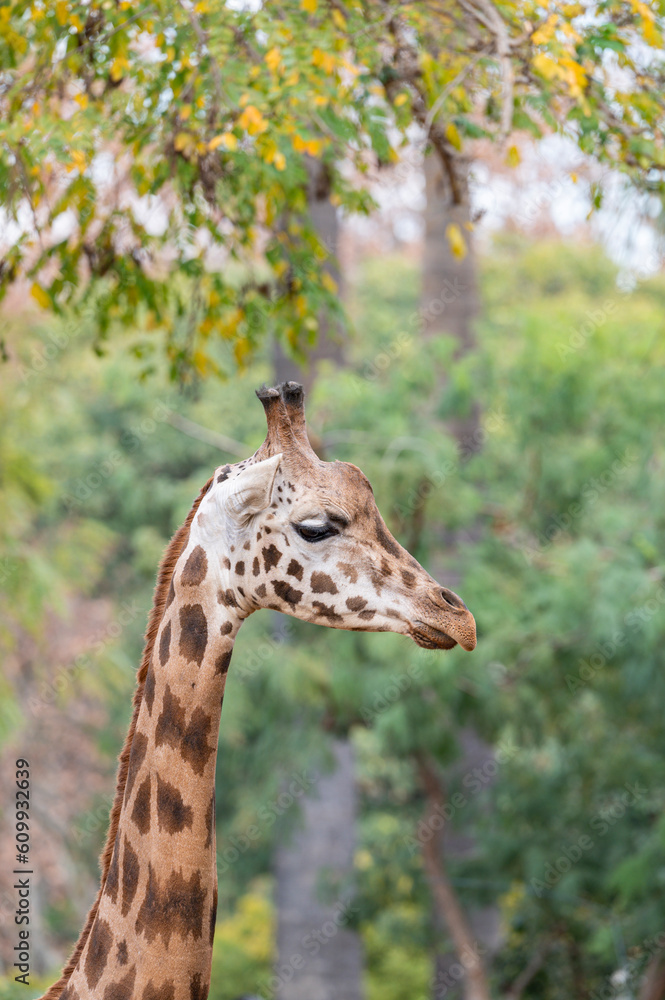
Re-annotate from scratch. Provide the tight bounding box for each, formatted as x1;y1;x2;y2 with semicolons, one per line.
42;382;476;1000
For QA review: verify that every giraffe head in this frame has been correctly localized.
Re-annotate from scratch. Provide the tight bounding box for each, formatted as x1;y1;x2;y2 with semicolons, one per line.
192;382;476;651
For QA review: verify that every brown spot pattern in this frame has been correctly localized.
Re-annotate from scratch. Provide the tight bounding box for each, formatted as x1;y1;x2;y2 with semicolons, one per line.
218;588;238;608
401;569;416;587
252;557;260;576
255;583;267;598
337;561;358;583
155;685;186;750
215;648;232;676
262;543;282;571
144;667;156;715
156;774;194;834
116;940;128;966
205;791;215;850
84;917;113;990
346;596;367;612
142;983;175;1000
273;580;303;606
313;601;343;623
190;972;209;1000
220;620;233;635
125;731;148;801
374;514;400;557
103;964;136;1000
104;837;120;904
131;775;151;835
181;707;215;775
209;883;218;946
159;620;171;666
235;560;245;575
165;578;176;609
181;545;208;586
287;558;303;580
179;604;208;666
135;863;206;947
311;571;338;594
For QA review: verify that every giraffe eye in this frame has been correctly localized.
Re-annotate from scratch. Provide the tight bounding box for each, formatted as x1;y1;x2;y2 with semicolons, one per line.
293;522;339;543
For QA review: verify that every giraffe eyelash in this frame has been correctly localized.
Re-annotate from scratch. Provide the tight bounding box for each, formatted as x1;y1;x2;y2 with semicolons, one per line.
293;521;340;542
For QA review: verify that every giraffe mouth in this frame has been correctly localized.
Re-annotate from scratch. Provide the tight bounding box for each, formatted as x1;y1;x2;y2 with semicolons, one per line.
410;623;458;650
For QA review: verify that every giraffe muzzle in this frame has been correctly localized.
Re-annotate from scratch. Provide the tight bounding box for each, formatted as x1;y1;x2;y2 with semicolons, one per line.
410;587;477;652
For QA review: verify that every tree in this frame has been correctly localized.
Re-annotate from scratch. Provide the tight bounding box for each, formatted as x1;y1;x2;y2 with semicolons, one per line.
1;1;663;377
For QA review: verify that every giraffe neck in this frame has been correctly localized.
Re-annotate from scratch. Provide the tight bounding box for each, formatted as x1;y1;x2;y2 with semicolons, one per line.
62;528;244;1000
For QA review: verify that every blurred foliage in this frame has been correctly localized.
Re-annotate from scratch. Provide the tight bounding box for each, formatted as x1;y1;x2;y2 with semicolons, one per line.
1;1;665;376
1;235;665;996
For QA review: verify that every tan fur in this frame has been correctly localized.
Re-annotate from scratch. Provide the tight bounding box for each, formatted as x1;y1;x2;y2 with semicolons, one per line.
42;478;214;1000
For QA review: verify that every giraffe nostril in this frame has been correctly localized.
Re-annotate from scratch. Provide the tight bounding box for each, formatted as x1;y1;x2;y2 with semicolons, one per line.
440;587;467;611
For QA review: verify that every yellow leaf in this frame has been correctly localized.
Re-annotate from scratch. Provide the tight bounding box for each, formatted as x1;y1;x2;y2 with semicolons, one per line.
394;92;409;107
302;0;317;12
332;9;346;30
69;149;86;173
174;132;191;152
237;104;268;135
56;1;68;26
110;55;128;82
292;135;323;156
445;121;462;151
532;52;559;80
446;223;467;260
74;93;88;110
179;105;192;121
311;48;335;74
274;151;286;170
531;14;557;46
506;144;521;167
31;283;50;309
209;132;237;151
265;47;281;72
570;171;578;183
234;337;251;366
321;272;338;295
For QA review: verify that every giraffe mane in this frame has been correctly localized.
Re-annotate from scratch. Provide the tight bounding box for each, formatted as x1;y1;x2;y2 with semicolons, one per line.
42;477;214;1000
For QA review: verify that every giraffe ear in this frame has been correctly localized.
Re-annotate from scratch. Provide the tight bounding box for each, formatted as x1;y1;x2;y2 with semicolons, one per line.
220;453;282;522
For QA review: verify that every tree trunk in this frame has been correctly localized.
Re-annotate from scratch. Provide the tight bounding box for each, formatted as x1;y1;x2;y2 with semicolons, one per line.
641;953;665;1000
274;739;364;1000
273;156;344;392
416;756;491;1000
273;156;362;1000
421;152;496;998
422;153;480;455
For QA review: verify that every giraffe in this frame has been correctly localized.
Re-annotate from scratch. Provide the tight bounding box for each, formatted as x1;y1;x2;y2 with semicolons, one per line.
41;381;476;1000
